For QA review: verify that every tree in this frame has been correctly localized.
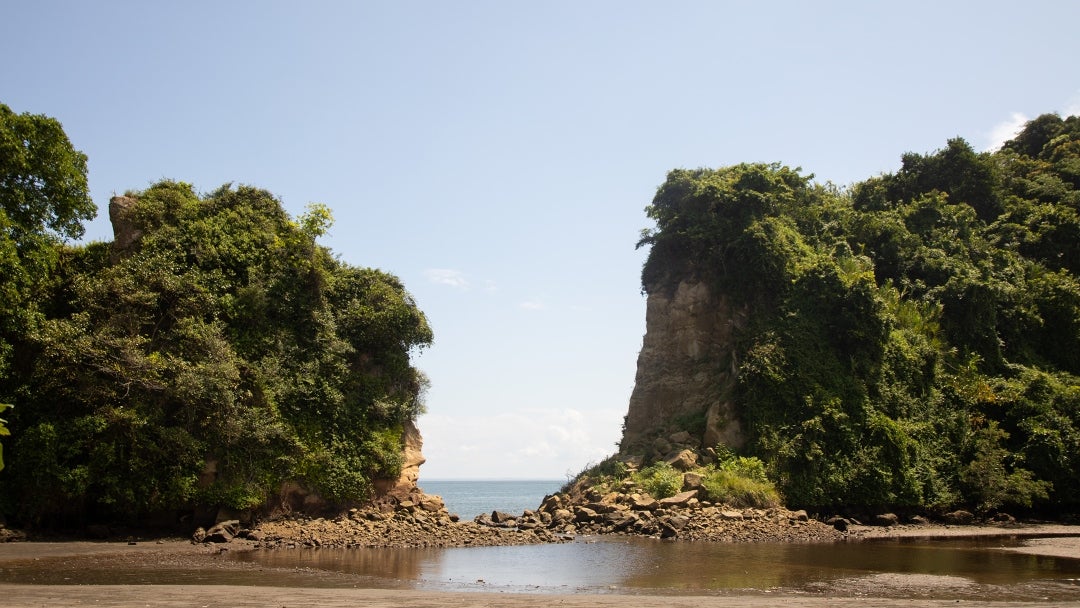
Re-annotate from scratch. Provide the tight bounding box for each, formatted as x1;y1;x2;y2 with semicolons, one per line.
0;102;95;473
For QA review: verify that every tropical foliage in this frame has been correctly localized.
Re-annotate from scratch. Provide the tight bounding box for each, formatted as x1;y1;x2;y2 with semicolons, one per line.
0;103;432;524
637;113;1080;513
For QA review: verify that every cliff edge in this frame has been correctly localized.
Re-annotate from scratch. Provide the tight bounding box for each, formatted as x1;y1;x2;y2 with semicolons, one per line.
619;279;747;462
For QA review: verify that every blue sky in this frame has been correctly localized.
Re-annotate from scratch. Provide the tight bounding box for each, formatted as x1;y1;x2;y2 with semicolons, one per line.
5;1;1079;480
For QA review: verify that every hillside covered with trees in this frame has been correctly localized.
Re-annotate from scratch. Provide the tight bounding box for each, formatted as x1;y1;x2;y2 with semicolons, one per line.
624;113;1080;514
0;103;432;526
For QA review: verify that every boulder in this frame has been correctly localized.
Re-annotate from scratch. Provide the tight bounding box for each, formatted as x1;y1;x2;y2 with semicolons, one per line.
629;494;658;511
874;513;899;527
203;520;240;543
419;495;445;513
490;511;516;524
658;490;698;508
682;472;704;491
539;494;563;513
665;449;698;471
573;506;599;523
944;510;975;525
668;431;694;445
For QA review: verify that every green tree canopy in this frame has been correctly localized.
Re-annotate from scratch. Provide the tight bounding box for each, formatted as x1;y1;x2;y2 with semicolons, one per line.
635;113;1080;513
0;179;432;524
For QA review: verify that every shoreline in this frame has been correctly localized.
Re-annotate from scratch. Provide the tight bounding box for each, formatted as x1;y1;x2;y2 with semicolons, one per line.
5;583;1076;608
1;523;1079;606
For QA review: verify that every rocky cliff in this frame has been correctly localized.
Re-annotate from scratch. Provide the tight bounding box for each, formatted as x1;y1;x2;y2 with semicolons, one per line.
619;279;747;462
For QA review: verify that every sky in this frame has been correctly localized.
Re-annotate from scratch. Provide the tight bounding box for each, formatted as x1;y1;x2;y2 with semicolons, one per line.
4;1;1080;481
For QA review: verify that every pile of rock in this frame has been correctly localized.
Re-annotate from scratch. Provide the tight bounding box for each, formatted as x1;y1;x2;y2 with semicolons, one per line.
533;487;844;542
193;491;567;549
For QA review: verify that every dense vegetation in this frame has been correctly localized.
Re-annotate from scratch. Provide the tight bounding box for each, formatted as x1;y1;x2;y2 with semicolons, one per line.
634;114;1080;514
0;103;432;525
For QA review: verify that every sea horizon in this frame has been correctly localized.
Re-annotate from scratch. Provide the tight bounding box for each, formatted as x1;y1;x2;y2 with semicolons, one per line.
418;479;565;521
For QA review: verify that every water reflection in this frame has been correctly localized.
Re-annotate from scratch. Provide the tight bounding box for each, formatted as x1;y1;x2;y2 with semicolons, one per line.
230;535;1080;595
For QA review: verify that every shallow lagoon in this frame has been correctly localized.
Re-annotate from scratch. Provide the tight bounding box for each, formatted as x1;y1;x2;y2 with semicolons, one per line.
231;535;1080;600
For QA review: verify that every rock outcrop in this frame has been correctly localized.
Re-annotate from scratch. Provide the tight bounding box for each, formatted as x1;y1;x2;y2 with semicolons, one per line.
108;195;142;262
620;280;747;459
373;418;426;497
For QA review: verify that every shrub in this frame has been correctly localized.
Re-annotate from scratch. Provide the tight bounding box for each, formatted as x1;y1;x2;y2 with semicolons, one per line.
633;462;683;499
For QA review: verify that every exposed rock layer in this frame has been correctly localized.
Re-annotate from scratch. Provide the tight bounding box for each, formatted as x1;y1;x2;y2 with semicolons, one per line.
620;280;746;458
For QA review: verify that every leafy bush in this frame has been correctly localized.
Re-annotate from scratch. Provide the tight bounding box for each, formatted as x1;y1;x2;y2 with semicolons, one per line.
633;462;683;499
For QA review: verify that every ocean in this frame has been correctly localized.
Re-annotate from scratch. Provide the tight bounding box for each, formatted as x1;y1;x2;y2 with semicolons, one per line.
417;479;565;521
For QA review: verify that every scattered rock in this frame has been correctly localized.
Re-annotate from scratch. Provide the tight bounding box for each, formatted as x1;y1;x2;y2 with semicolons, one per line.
665;449;699;471
682;472;704;491
874;513;899;527
944;510;975;525
658;490;698;508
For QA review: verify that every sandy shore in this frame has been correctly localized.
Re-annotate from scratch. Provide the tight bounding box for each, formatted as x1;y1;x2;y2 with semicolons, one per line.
2;525;1079;606
1;583;1077;608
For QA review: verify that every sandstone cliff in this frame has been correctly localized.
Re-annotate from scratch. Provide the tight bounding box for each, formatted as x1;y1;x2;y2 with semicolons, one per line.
619;279;748;462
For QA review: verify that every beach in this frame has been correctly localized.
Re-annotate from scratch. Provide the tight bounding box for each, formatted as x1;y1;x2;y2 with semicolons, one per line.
2;525;1079;606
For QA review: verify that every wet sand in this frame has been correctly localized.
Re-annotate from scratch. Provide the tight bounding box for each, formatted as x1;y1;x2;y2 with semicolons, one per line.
2;525;1079;606
2;583;1077;608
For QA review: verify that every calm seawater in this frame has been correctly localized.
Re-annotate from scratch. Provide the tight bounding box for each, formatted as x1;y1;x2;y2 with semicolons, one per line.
417;479;564;521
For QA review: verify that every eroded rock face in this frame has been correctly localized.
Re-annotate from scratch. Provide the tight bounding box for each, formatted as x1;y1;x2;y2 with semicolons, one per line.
620;280;746;458
373;418;426;497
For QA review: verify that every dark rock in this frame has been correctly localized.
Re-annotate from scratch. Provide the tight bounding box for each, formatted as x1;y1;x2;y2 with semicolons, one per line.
791;510;809;522
944;510;975;525
828;517;849;532
491;511;516;524
682;472;704;491
573;506;599;523
874;513;899;527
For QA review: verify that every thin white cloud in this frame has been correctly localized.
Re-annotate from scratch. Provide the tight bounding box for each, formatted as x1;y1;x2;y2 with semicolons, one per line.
984;112;1028;152
417;407;624;479
519;300;546;311
424;268;469;289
